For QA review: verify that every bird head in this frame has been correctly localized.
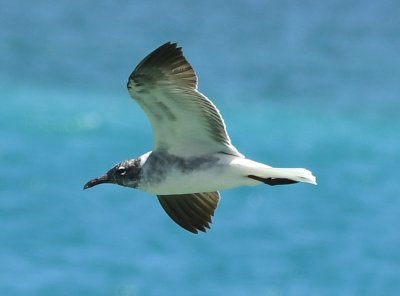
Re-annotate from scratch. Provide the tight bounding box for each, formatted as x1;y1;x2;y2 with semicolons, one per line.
83;159;142;190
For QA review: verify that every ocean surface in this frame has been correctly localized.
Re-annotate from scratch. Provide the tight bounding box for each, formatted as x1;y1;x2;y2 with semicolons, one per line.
1;0;400;295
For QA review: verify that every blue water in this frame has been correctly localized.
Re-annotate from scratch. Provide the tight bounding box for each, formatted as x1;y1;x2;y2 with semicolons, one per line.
1;0;400;295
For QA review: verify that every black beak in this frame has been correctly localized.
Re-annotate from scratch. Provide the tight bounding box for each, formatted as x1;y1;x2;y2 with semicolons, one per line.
83;174;109;190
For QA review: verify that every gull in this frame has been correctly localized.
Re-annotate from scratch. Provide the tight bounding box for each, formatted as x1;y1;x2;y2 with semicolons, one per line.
84;42;317;234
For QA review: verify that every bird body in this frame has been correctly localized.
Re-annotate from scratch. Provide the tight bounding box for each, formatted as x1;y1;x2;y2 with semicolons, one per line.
135;151;314;195
84;42;317;233
139;151;257;194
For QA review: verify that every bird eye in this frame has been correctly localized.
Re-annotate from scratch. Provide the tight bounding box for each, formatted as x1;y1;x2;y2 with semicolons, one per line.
116;167;126;176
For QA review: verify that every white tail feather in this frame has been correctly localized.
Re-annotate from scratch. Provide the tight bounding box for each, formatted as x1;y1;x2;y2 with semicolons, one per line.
231;158;317;187
240;158;317;185
262;167;317;185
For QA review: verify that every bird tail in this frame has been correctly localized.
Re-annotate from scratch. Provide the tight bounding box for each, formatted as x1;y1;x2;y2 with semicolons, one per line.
247;167;317;186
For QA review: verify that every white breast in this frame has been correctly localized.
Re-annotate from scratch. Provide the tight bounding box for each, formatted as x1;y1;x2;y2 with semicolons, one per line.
138;153;257;195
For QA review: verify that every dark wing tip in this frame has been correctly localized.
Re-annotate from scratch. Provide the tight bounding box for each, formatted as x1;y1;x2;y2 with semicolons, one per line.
128;41;197;90
248;175;299;186
157;192;220;234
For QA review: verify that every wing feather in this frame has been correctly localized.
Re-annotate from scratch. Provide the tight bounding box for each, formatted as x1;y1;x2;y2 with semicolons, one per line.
157;191;220;233
127;42;242;157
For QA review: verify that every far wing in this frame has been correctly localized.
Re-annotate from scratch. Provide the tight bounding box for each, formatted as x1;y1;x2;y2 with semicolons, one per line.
157;191;220;233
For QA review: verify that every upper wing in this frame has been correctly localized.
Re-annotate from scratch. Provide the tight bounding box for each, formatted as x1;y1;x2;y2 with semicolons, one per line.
127;42;242;157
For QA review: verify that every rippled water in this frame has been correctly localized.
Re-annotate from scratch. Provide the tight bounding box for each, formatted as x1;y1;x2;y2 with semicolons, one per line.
1;0;400;295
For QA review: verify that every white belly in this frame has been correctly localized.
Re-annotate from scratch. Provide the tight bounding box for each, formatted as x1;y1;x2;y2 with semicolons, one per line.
139;153;261;195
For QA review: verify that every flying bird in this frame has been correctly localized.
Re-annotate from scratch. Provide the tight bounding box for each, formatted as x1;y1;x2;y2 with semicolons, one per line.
84;42;316;233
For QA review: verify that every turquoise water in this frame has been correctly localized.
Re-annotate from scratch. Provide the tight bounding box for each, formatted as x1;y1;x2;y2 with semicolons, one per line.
1;0;400;295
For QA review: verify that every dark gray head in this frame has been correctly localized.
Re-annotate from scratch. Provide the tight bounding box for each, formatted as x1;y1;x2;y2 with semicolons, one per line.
83;159;142;190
